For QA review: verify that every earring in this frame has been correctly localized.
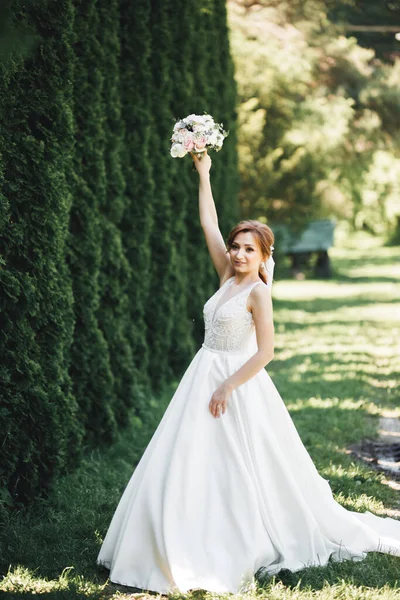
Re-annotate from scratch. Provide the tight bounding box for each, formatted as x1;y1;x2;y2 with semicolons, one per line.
260;263;265;270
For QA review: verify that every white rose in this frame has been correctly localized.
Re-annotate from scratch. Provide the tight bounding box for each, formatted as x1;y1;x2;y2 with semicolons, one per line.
173;120;186;132
193;123;206;133
170;143;187;158
207;131;219;145
191;114;210;127
173;131;185;143
184;113;198;123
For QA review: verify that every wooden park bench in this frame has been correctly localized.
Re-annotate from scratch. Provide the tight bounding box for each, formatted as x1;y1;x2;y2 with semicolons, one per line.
271;219;336;278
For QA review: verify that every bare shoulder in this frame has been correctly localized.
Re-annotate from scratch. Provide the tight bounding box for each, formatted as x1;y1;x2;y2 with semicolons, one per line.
247;281;272;312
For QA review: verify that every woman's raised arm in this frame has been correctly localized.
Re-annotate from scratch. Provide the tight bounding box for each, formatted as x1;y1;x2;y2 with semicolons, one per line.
192;152;234;283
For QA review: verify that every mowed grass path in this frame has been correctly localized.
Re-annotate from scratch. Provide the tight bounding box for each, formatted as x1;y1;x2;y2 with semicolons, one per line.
1;234;399;599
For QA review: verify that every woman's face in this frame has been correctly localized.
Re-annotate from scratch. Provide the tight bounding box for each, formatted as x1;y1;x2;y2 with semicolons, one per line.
229;231;265;275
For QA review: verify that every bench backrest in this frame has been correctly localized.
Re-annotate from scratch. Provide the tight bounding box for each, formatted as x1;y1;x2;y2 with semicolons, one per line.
271;219;336;254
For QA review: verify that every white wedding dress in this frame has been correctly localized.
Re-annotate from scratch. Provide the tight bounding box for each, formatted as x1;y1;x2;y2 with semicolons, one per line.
96;276;400;594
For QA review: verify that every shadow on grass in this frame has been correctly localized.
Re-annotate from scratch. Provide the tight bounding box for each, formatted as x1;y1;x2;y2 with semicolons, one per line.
271;350;383;377
334;252;400;268
274;295;399;314
269;345;399;413
332;273;400;285
257;551;400;591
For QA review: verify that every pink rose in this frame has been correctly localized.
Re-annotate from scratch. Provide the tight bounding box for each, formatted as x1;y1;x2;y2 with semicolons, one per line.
184;138;195;151
194;136;206;151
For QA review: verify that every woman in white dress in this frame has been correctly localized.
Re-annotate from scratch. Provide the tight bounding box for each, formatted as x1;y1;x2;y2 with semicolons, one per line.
96;151;400;594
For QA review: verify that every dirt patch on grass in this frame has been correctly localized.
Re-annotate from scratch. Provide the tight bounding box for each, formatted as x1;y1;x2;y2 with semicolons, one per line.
348;411;400;519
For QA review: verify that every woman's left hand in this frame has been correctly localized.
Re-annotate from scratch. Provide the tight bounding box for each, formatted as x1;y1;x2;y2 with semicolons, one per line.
209;382;234;418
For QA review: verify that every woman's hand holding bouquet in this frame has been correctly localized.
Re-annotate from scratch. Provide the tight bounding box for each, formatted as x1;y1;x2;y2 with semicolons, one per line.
170;113;228;162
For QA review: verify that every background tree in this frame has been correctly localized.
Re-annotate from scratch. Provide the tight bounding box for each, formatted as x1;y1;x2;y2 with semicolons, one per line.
68;0;117;447
0;0;84;507
228;0;400;237
328;0;400;60
118;0;154;413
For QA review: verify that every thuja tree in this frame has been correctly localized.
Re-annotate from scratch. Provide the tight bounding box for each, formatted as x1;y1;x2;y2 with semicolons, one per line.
119;0;154;411
68;0;117;446
96;0;142;427
145;0;179;391
168;0;196;377
0;0;83;506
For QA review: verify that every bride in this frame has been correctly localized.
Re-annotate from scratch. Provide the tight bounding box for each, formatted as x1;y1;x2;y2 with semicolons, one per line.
96;151;400;594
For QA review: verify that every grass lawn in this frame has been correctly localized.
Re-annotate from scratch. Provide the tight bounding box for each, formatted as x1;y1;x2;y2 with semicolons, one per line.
1;232;399;599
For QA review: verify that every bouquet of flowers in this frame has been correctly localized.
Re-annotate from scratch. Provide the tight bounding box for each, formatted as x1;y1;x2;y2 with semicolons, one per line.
170;113;228;159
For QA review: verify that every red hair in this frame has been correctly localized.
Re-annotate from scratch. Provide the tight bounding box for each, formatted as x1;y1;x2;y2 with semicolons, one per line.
226;220;274;285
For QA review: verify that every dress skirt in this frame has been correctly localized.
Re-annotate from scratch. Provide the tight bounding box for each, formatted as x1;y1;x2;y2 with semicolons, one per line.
96;344;400;594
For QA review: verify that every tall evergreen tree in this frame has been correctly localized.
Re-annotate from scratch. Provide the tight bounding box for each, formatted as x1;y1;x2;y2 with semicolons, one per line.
96;0;143;427
119;0;154;411
145;0;178;391
0;0;83;505
68;0;117;445
168;0;196;376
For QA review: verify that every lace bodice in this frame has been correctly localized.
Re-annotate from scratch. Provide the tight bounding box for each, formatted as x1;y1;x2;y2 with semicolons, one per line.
202;276;264;354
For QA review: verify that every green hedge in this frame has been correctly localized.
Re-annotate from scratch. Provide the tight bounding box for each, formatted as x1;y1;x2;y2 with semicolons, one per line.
0;0;238;509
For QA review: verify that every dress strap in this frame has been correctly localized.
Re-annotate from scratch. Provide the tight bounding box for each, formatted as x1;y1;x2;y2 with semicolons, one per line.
246;279;264;296
242;280;265;314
